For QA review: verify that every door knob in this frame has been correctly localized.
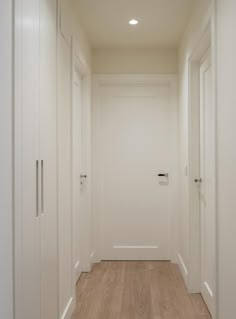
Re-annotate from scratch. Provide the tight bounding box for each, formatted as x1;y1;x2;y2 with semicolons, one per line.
80;174;87;178
194;178;202;183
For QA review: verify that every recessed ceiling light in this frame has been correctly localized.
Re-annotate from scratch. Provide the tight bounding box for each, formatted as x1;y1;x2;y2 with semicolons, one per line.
129;19;139;25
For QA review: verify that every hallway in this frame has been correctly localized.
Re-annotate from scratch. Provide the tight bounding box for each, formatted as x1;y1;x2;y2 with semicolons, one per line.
72;262;210;319
2;0;236;319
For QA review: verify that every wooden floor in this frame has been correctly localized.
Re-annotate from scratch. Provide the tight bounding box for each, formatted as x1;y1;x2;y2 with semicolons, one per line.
71;261;211;319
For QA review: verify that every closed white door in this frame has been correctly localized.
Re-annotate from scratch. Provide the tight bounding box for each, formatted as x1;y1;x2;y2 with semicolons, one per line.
39;0;58;318
97;81;178;260
72;69;83;282
14;0;41;318
15;0;59;318
73;69;91;273
58;34;73;317
199;51;214;314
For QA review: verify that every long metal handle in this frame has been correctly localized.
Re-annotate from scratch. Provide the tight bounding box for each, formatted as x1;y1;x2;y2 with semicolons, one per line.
36;160;39;217
41;160;44;214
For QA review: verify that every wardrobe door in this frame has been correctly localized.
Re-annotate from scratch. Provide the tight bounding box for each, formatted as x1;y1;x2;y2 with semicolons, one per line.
39;0;58;318
15;0;41;318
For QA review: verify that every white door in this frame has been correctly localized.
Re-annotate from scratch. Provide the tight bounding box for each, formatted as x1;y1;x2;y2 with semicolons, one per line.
73;68;91;273
199;51;214;314
39;0;58;317
58;34;73;317
14;0;41;318
97;80;178;260
15;0;58;318
72;69;83;282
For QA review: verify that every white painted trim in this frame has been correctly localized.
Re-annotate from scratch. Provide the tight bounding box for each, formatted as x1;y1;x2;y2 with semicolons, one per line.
187;59;201;294
60;297;75;319
113;246;158;249
93;73;177;85
177;253;188;285
204;281;214;298
59;0;72;47
90;251;100;264
90;251;95;263
81;262;92;273
92;74;178;263
0;1;13;318
14;0;24;316
74;261;81;284
187;9;217;318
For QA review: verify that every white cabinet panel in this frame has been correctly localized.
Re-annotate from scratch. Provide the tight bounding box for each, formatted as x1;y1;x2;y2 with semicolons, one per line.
15;0;58;318
15;0;41;318
39;0;58;318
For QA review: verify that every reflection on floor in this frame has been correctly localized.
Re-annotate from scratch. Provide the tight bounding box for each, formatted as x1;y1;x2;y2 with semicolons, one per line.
71;261;211;319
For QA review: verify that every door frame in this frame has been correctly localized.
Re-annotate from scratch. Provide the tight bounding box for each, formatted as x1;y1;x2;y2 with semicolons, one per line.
71;37;91;277
187;20;216;318
92;74;178;263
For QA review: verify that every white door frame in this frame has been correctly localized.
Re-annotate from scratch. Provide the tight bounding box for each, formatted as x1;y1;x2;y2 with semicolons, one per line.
92;74;178;263
187;20;216;318
71;38;91;275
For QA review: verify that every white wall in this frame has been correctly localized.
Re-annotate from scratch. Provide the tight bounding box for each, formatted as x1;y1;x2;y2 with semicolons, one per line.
58;1;91;318
215;0;236;318
177;0;211;282
92;48;177;74
61;1;92;269
61;0;91;66
0;1;13;319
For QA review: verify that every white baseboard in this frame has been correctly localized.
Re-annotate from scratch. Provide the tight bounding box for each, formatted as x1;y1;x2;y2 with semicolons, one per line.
60;297;75;319
90;250;100;264
171;251;178;264
91;250;101;264
177;253;188;286
75;261;81;283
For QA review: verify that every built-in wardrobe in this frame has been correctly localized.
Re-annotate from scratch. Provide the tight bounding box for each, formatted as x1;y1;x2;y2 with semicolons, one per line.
14;0;58;318
14;0;91;318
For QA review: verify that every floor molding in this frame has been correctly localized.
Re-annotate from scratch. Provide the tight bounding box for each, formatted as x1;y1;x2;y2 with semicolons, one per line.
90;250;101;264
75;261;81;283
177;253;188;286
60;297;75;319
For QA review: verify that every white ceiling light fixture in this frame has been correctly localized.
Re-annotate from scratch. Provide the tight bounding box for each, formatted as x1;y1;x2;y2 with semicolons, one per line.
129;19;139;25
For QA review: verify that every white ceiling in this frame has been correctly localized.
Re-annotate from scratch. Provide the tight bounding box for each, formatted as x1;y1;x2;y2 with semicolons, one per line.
72;0;196;49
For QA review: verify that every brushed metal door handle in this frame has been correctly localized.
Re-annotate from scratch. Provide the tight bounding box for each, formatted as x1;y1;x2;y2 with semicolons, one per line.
36;160;39;217
194;178;202;183
41;160;44;214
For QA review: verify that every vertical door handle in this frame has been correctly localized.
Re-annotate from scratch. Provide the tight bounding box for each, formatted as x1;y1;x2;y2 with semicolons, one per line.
36;160;39;217
41;160;44;214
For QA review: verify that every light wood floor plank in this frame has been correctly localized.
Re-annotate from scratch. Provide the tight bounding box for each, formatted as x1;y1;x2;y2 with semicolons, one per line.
71;261;211;319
